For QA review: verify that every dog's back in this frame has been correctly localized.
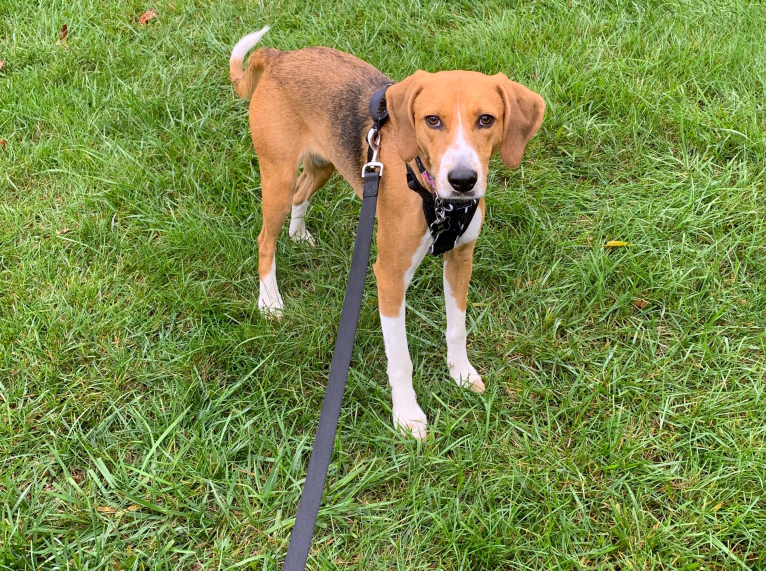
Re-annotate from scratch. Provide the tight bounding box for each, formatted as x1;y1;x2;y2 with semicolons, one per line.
230;29;391;177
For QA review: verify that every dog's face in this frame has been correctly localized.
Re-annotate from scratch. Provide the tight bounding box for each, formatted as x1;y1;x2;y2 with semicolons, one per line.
386;70;545;201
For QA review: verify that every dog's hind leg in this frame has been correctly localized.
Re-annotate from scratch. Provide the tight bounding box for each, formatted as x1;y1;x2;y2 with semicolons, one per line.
256;158;297;317
289;156;335;245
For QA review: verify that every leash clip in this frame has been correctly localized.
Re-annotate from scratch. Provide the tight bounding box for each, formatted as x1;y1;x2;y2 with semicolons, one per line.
362;127;384;177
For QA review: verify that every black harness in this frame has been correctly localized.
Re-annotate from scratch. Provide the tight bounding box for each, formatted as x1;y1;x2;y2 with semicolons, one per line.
371;86;479;256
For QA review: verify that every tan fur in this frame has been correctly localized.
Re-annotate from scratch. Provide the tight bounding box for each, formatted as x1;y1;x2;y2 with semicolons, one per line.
230;48;274;100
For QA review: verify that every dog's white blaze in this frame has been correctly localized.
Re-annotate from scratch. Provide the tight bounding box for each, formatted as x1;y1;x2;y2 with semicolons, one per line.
444;271;483;392
380;231;432;439
289;201;314;245
436;94;485;199
258;258;284;316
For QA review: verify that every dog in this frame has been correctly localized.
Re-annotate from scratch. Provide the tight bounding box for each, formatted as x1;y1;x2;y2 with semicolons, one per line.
229;26;544;439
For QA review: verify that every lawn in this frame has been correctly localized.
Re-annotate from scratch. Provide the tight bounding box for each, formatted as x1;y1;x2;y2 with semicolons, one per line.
1;0;766;569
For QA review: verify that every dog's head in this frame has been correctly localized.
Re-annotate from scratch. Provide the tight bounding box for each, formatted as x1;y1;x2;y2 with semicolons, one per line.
386;70;545;201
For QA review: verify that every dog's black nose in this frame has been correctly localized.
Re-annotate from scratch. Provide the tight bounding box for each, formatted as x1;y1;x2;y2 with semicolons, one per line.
447;168;478;193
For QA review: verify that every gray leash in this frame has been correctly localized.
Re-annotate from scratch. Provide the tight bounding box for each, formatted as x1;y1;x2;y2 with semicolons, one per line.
282;86;390;571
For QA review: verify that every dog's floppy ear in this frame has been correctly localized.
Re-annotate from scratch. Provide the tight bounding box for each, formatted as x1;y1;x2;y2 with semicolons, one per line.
495;74;545;169
385;71;426;163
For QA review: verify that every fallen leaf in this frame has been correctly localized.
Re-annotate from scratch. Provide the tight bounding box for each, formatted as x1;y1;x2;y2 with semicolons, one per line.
138;9;157;25
740;298;747;306
56;226;71;235
634;299;648;309
0;140;6;149
603;240;630;247
58;25;68;41
712;502;723;513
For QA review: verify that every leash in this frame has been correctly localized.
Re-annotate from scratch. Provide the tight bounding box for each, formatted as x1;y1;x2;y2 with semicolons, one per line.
282;85;390;571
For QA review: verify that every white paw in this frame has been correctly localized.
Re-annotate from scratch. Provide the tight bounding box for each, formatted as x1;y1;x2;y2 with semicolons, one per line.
289;225;315;246
289;202;315;246
392;401;428;441
258;282;284;319
449;361;485;393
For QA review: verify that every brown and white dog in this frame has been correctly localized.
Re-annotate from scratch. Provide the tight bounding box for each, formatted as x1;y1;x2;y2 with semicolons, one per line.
230;27;544;439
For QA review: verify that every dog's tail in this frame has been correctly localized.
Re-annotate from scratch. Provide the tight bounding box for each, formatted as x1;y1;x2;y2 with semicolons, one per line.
230;26;271;100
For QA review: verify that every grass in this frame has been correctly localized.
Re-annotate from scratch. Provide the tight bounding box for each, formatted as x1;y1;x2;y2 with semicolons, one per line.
1;0;766;568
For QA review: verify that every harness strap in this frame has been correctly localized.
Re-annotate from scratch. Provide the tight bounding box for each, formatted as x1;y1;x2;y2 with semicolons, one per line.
282;86;389;571
369;85;390;129
406;163;433;205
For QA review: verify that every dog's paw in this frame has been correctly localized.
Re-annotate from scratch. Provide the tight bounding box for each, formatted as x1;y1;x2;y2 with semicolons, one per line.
392;402;428;441
258;299;283;319
288;205;315;246
289;226;316;246
449;362;485;394
258;283;284;319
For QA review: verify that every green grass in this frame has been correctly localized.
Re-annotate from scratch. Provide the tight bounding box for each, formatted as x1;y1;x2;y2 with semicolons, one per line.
2;0;766;568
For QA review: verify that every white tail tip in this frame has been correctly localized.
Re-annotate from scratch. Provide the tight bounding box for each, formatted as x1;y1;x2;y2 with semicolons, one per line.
231;25;270;64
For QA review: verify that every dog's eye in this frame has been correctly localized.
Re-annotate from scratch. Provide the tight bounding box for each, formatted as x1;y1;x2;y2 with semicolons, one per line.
425;115;441;128
478;114;495;127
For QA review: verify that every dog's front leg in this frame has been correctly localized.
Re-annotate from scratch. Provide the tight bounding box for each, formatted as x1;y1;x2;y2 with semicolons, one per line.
443;240;485;393
374;233;431;440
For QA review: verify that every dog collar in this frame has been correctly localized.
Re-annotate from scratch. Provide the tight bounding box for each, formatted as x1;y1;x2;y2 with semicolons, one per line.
406;158;479;256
